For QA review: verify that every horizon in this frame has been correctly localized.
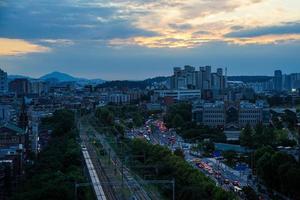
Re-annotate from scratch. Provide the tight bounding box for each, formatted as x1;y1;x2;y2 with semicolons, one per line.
4;67;300;82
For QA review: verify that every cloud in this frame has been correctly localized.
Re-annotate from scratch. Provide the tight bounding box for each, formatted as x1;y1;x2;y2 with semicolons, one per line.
0;38;50;56
1;0;300;49
226;22;300;38
0;0;156;40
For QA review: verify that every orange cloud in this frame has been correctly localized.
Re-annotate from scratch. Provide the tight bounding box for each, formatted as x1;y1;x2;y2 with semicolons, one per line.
107;0;300;48
0;38;50;56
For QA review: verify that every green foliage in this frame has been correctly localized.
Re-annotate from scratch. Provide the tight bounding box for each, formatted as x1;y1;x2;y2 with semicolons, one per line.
202;141;215;155
132;113;144;127
182;127;226;143
172;114;184;128
239;124;295;149
173;148;185;159
95;107;114;125
240;124;254;148
95;105;147;128
14;110;92;200
242;186;258;200
129;139;236;200
42;109;75;136
164;103;192;128
252;124;275;148
274;129;296;147
222;151;238;167
254;146;300;199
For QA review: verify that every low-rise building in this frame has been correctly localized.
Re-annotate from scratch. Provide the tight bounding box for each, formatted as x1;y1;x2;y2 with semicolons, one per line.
109;93;130;104
192;100;270;129
153;89;201;101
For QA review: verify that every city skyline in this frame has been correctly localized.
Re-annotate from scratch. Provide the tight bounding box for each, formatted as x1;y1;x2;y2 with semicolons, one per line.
0;0;300;79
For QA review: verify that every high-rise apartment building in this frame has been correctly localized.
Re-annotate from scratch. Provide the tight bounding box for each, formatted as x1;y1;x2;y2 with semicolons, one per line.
9;78;30;96
171;65;226;91
0;68;8;94
274;70;283;92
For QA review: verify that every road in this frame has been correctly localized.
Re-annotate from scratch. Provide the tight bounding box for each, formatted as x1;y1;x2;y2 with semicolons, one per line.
127;119;250;197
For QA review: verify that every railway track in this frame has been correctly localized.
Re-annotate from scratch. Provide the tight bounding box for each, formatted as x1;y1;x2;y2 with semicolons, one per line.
80;124;119;200
81;117;160;200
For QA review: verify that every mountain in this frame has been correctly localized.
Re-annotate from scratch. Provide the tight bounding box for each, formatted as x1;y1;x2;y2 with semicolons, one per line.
40;71;78;82
8;75;32;80
39;71;105;84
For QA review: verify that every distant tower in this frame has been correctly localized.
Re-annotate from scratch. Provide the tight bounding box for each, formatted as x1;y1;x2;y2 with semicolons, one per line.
225;67;228;89
18;97;28;130
274;70;283;92
0;68;8;94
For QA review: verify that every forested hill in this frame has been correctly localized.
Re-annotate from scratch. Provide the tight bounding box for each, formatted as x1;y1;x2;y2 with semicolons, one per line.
227;76;272;83
96;76;169;89
97;75;273;89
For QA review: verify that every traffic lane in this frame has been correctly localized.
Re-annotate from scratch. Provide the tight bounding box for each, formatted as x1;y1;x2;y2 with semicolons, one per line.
201;158;247;187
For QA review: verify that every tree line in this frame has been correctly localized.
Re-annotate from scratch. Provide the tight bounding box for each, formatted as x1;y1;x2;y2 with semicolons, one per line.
128;139;236;200
13;109;93;200
254;146;300;199
240;123;296;149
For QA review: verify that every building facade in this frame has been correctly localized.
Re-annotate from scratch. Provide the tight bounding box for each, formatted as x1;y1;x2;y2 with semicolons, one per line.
192;100;270;129
170;66;226;91
0;69;8;94
9;79;30;96
153;89;201;101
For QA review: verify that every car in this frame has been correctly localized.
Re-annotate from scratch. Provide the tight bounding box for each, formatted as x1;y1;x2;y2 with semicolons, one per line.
81;144;87;150
232;181;240;187
224;179;230;184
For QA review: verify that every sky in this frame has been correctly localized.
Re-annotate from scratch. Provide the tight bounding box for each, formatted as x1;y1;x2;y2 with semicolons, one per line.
0;0;300;80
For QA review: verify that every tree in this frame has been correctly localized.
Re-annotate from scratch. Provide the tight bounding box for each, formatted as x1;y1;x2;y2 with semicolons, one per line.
133;113;143;127
253;123;264;147
202;141;215;154
240;124;253;148
115;123;125;137
256;152;274;186
164;103;192;128
130;139;235;200
222;151;237;167
172;114;184;129
242;186;258;200
174;148;185;159
14;110;90;200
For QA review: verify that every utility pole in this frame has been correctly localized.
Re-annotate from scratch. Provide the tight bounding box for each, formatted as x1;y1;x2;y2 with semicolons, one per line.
172;178;176;200
74;182;77;200
121;141;124;191
108;148;111;165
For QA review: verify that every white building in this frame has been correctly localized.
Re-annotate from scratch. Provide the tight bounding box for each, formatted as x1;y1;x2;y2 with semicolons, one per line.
154;89;201;101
